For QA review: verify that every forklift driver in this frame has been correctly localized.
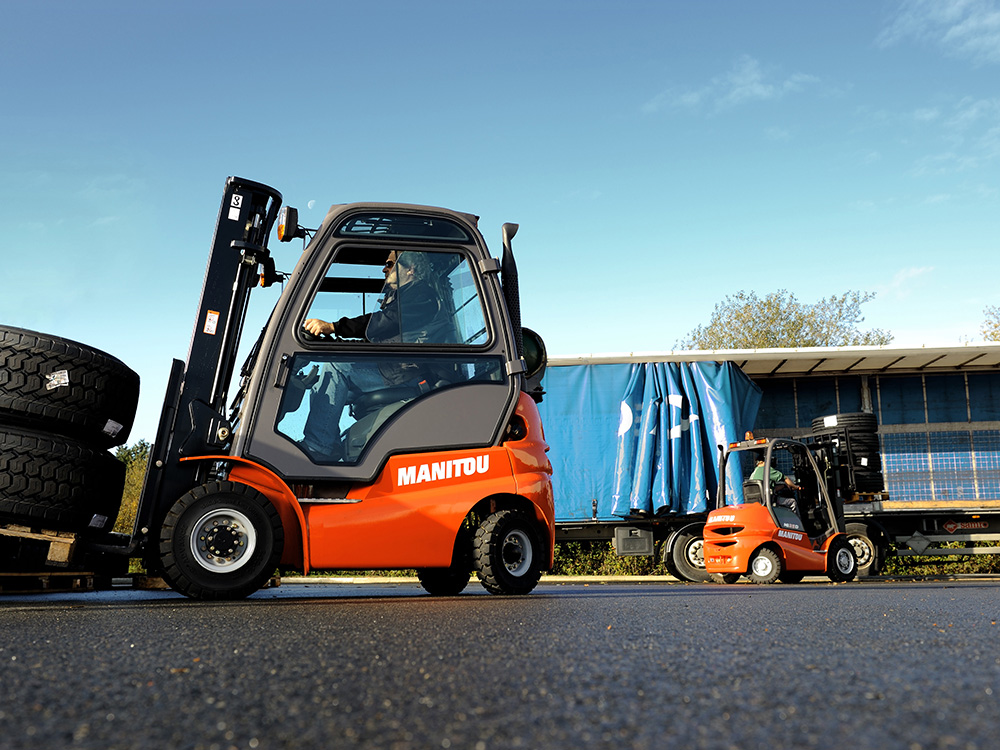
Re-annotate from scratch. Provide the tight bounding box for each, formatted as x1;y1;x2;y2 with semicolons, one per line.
296;250;450;461
751;456;803;516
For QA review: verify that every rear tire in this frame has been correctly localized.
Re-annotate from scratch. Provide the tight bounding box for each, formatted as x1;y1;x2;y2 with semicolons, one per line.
473;510;542;595
158;481;284;600
778;570;805;584
748;548;782;584
0;325;140;448
0;426;124;532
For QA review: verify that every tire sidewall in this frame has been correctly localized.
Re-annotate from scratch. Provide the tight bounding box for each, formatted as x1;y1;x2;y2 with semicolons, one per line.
748;548;781;584
827;536;858;582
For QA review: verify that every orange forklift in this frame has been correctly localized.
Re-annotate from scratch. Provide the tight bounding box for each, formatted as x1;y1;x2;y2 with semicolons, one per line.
703;435;857;584
58;177;553;599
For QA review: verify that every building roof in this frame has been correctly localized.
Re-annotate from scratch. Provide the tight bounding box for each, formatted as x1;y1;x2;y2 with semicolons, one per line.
548;343;1000;377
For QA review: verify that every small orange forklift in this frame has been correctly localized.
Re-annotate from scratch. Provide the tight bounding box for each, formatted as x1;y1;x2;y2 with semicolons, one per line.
12;177;554;599
703;435;857;584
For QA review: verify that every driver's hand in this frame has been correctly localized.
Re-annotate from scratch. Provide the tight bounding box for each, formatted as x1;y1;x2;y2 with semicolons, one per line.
295;364;319;389
304;318;335;337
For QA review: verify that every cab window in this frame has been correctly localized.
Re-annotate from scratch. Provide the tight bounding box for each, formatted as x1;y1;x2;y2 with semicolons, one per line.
303;249;488;346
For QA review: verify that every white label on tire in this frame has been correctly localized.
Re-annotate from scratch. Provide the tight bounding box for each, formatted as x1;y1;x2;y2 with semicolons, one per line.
45;370;70;390
103;419;123;437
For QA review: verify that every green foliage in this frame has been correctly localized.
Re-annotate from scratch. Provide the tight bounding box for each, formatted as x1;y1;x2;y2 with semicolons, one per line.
982;305;1000;342
551;541;669;576
113;439;151;534
882;543;1000;576
677;289;893;350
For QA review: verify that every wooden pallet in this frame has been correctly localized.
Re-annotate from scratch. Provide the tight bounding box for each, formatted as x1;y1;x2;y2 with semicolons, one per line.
0;571;96;594
846;491;890;504
0;524;77;565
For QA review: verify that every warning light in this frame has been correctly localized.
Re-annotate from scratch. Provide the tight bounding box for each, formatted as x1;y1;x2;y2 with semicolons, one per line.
277;205;305;242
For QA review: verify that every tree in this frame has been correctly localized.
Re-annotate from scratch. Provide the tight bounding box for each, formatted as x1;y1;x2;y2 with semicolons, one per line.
676;289;894;350
113;439;151;533
982;305;1000;342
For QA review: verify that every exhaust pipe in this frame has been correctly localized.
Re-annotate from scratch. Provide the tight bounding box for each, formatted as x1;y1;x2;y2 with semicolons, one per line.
500;222;524;359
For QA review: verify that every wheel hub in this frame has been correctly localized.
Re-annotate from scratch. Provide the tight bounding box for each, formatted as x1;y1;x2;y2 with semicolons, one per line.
502;530;532;576
189;508;258;573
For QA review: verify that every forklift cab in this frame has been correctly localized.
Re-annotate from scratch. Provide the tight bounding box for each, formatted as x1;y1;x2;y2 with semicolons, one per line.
236;207;525;484
738;440;833;538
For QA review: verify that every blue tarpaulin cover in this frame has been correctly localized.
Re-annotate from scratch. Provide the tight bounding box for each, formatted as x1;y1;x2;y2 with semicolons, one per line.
538;361;762;522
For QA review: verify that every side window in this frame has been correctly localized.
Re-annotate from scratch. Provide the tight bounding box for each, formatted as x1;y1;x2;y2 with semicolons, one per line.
304;249;488;346
276;355;505;464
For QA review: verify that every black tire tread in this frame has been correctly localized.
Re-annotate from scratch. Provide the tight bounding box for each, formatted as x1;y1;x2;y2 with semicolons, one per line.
0;325;140;447
0;426;124;531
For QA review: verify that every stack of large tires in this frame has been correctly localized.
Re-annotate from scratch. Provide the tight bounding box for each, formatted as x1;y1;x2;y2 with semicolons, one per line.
0;325;140;537
811;412;884;495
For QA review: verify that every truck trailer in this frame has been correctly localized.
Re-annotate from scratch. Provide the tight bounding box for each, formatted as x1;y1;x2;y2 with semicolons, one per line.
540;349;1000;580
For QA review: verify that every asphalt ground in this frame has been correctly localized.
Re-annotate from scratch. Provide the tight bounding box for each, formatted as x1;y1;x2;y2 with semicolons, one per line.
1;577;998;749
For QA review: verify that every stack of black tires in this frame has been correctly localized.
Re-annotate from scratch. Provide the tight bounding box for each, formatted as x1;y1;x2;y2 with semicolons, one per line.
0;325;140;541
811;412;884;495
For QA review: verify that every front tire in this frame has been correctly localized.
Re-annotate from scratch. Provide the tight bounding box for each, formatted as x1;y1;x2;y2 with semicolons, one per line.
826;535;858;583
473;510;542;595
417;567;471;596
159;481;284;600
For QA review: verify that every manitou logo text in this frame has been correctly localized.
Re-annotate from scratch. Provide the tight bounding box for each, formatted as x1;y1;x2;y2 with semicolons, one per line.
777;529;803;541
943;520;989;533
398;455;490;487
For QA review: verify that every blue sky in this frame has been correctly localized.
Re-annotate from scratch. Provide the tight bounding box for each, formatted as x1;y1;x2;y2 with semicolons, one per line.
3;0;999;443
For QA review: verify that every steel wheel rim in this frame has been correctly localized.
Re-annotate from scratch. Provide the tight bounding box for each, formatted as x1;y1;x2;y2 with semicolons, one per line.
686;538;706;570
189;508;257;573
502;529;532;577
848;536;873;568
835;548;855;575
751;555;773;577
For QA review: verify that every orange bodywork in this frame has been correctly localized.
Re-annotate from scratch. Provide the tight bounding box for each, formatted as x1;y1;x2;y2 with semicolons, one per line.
704;503;834;575
186;392;554;575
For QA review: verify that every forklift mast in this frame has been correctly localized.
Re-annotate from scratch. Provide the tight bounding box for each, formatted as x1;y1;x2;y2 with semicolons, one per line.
135;177;282;548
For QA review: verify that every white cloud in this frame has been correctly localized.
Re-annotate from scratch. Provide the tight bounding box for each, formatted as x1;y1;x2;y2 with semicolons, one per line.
878;0;1000;66
642;55;819;114
877;266;935;300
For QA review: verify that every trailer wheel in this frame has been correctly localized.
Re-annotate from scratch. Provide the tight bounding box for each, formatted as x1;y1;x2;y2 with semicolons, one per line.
748;548;782;584
0;426;124;532
159;481;284;600
417;567;472;596
845;522;885;576
669;526;713;583
826;536;858;583
473;509;542;595
0;325;140;448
